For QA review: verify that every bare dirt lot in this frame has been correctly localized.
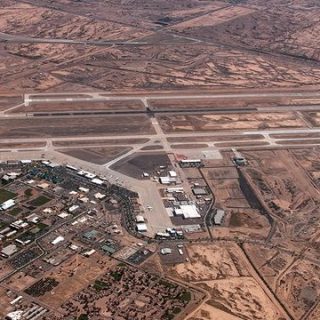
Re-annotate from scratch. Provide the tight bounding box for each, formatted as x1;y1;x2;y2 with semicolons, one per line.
158;112;305;133
59;146;132;165
0;115;154;138
167;243;285;320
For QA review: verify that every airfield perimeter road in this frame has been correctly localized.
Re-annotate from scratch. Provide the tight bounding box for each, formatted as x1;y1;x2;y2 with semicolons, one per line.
2;89;320;235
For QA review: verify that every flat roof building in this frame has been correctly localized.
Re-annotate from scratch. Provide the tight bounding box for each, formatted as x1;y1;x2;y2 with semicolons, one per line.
160;248;172;255
192;187;208;196
51;236;64;245
174;204;201;219
1;244;18;257
136;215;145;223
159;176;176;185
1;199;15;210
136;223;147;232
169;171;177;177
214;209;225;225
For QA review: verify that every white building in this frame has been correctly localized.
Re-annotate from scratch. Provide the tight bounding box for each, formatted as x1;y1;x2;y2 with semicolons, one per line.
174;204;201;219
169;171;177;177
51;236;64;245
136;223;147;232
1;199;15;210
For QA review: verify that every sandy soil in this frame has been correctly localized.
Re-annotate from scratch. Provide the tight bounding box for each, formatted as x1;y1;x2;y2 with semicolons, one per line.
186;302;241;320
158;112;305;133
5;271;37;291
201;278;282;320
170;244;240;282
167;243;284;320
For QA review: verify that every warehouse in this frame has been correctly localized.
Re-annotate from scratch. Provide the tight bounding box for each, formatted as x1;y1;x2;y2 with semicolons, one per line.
174;204;201;219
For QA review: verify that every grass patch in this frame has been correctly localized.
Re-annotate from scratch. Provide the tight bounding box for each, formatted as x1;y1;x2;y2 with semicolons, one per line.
178;290;191;303
110;270;123;281
24;188;33;198
93;280;108;291
0;189;16;203
8;207;22;216
29;195;51;207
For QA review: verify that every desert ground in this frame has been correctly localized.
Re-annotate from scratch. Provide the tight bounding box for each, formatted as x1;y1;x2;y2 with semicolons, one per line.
0;0;320;319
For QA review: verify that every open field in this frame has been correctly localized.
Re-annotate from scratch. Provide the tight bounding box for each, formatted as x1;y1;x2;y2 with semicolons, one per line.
275;139;320;145
171;1;320;62
150;94;320;112
0;115;154;138
242;149;319;222
53;138;149;147
171;143;209;149
158;112;305;133
215;141;269;148
270;132;320;139
12;99;145;113
0;2;147;41
290;147;320;189
0;95;23;111
0;0;319;93
166;243;285;320
168;134;264;143
59;146;132;165
0;142;46;149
